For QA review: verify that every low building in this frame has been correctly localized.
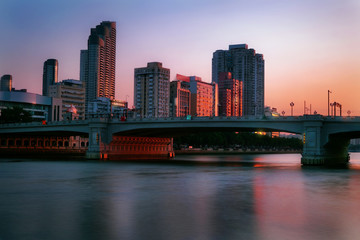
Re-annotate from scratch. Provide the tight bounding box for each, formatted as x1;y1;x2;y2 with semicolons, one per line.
170;74;191;117
48;79;85;120
0;90;62;122
88;97;128;117
189;76;217;117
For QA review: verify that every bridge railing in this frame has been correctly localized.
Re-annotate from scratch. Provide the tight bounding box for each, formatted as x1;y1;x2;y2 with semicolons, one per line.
117;115;305;122
2;115;360;128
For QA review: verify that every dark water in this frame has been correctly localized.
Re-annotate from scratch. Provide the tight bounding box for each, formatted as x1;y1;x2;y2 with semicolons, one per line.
2;153;360;240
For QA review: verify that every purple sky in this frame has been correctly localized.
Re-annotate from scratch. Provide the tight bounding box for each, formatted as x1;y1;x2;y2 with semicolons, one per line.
1;0;359;115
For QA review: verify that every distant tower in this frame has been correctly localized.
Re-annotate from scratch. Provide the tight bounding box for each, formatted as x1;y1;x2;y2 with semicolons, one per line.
134;62;170;118
212;44;264;116
1;74;12;91
80;21;116;116
42;59;58;96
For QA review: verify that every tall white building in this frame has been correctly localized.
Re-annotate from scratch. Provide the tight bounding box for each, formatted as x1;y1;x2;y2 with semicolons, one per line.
212;44;264;116
134;62;170;118
80;21;116;117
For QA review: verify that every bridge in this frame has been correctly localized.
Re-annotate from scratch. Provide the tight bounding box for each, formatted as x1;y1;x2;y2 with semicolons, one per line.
1;115;360;165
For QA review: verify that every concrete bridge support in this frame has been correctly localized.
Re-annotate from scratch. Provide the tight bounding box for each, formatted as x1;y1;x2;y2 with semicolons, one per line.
86;122;111;159
301;120;349;165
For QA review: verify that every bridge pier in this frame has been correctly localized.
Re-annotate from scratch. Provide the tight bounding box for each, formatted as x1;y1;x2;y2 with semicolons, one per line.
301;119;349;166
86;123;110;160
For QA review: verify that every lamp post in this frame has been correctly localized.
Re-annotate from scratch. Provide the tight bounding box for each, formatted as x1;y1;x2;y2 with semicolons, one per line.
328;90;332;116
290;102;294;116
330;103;334;117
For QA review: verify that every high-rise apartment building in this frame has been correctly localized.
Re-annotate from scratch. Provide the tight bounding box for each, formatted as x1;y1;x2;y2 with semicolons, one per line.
218;72;242;116
134;62;170;118
48;79;85;120
170;74;191;117
212;44;264;116
1;75;12;92
80;21;116;116
42;59;58;96
189;76;217;117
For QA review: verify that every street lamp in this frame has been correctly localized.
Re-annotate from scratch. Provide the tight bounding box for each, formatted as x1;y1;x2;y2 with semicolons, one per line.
330;103;334;117
328;90;332;116
290;102;294;116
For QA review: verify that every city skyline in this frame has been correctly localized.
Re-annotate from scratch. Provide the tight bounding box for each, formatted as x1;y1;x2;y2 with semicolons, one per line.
0;0;359;115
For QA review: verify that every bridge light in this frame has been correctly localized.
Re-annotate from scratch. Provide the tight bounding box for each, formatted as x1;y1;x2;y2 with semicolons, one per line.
303;133;306;144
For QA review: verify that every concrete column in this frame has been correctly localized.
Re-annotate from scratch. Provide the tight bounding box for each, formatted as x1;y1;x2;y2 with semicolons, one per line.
301;119;349;165
301;122;326;165
86;121;111;159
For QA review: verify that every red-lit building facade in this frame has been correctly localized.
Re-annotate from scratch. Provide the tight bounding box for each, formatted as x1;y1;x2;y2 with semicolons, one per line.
218;72;243;116
170;74;191;117
189;76;217;117
170;74;218;117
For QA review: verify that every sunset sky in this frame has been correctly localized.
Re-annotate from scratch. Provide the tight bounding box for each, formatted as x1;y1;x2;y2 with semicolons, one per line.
1;0;359;115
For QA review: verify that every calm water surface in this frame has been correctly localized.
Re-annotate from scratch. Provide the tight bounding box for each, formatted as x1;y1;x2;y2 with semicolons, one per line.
1;153;360;240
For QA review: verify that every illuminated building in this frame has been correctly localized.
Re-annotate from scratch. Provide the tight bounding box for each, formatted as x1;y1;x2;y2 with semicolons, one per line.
212;44;264;116
48;79;85;120
170;74;191;117
264;106;281;137
0;91;62;121
42;59;58;96
87;97;128;116
189;76;217;117
134;62;170;118
264;106;280;117
218;72;242;116
80;21;116;117
0;75;12;92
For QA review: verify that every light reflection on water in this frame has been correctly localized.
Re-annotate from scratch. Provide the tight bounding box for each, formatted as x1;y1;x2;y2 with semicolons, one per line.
1;153;360;239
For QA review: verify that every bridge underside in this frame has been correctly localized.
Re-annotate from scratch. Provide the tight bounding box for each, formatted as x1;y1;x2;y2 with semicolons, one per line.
112;127;298;137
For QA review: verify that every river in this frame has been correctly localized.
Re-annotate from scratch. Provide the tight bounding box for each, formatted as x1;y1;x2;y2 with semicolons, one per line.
1;153;360;240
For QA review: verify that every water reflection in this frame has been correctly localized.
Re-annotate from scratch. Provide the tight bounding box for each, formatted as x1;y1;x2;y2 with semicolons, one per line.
1;154;360;239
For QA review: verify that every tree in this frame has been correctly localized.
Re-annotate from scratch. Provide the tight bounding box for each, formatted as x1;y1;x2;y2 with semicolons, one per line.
0;106;32;123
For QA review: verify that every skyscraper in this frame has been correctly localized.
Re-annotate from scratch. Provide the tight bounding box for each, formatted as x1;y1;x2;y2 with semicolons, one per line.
1;74;12;92
212;44;264;116
42;59;58;96
80;21;116;116
134;62;170;118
